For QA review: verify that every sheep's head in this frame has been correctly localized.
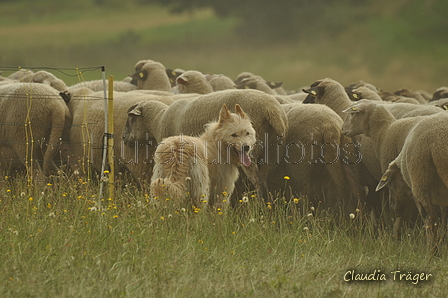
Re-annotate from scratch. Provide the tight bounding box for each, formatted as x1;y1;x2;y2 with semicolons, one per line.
341;101;376;138
431;87;448;102
302;79;324;103
376;160;401;192
166;68;183;87
123;103;147;147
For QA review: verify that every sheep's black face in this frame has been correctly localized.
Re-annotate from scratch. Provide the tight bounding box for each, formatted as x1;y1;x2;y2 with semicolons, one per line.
123;116;136;147
302;86;324;103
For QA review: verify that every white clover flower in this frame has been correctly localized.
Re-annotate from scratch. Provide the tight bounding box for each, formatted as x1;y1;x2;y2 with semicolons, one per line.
307;213;313;217
303;227;309;231
242;196;249;203
310;207;315;211
349;213;355;219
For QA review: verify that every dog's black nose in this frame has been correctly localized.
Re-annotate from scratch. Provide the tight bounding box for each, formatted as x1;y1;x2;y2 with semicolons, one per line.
242;145;250;152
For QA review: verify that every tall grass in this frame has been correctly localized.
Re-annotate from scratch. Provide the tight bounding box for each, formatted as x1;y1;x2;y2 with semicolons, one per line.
0;175;445;297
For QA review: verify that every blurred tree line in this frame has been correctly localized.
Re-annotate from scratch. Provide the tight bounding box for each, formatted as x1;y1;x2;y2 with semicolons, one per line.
138;0;448;42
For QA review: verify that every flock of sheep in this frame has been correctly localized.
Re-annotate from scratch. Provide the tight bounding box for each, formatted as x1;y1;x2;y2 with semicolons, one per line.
1;59;448;250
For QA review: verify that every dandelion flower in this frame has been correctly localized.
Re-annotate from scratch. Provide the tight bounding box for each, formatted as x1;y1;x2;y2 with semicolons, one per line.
284;176;290;180
293;198;299;204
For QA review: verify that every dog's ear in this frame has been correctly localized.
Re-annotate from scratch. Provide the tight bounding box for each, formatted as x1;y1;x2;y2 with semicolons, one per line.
219;104;231;122
235;104;248;119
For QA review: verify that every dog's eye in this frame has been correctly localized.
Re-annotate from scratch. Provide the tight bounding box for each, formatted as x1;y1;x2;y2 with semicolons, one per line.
231;133;238;137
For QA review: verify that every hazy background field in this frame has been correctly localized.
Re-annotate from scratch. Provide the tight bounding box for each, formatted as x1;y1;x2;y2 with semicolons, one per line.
1;0;447;92
1;1;448;297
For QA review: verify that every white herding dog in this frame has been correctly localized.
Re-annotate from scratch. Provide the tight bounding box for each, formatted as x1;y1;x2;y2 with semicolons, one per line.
150;104;256;206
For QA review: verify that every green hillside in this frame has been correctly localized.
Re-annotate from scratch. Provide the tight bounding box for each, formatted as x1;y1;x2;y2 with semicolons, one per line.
1;0;447;92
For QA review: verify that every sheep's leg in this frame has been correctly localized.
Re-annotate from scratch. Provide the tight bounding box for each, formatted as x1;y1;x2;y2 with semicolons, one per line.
393;216;403;240
420;199;439;254
241;163;268;201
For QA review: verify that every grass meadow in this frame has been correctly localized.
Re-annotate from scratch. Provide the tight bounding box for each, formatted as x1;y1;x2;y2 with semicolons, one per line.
1;1;448;297
0;175;447;297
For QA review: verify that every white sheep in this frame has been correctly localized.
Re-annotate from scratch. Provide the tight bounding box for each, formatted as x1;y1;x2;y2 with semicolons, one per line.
0;82;71;179
129;59;172;92
377;112;448;250
347;80;381;92
7;69;34;81
268;103;361;211
124;89;288;200
16;70;68;92
68;80;138;92
172;70;214;94
394;88;428;104
301;78;440;217
205;74;236;91
350;86;383;101
378;91;421;105
235;72;286;95
342;100;431;237
66;88;173;180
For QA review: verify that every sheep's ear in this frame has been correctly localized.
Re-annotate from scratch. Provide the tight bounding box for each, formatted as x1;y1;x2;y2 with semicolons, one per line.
345;87;361;101
376;162;399;191
59;91;71;103
166;68;182;79
219;104;231;121
204;73;221;81
127;104;142;116
236;80;256;90
130;69;147;81
176;76;188;85
267;81;283;89
235;104;248;119
134;61;147;72
342;105;361;114
302;86;321;103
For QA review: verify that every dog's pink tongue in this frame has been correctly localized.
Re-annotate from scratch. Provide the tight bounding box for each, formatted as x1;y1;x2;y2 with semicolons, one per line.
240;151;252;167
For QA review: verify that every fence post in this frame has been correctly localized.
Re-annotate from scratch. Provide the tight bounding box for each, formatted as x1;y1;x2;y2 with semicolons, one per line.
107;76;115;201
